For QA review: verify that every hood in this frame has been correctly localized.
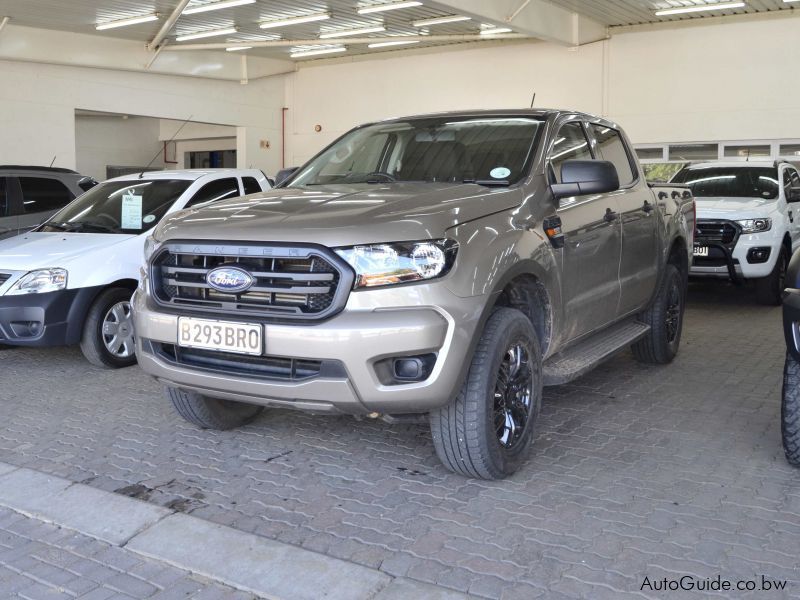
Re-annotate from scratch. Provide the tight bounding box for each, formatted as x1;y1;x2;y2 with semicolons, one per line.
156;183;524;246
694;196;778;219
0;232;136;271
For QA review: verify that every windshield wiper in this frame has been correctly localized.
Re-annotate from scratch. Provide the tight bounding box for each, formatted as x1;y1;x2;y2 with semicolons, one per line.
39;221;71;231
463;179;511;187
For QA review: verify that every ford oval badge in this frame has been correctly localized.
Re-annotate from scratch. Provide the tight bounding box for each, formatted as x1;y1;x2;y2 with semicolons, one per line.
206;266;254;293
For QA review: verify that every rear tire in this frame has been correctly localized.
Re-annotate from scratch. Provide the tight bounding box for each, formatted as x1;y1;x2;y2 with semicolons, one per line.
782;352;800;467
755;246;788;306
80;287;136;369
430;308;542;480
632;263;685;364
166;386;263;430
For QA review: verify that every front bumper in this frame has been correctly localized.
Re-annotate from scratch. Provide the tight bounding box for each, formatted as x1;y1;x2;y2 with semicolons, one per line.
0;285;102;346
133;281;488;415
691;226;781;281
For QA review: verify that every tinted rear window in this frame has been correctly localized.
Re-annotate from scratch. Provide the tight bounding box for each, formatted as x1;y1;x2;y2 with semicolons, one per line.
19;177;75;213
672;166;779;199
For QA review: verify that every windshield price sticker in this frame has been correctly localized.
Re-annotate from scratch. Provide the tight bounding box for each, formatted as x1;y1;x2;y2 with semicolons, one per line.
121;192;143;229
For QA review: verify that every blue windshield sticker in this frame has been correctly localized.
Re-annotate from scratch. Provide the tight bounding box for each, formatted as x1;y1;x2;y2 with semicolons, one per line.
490;167;511;179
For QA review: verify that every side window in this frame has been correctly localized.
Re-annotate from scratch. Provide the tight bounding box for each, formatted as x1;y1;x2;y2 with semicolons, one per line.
185;178;240;208
549;122;593;183
18;177;74;214
783;169;793;194
790;169;800;188
589;124;637;186
242;177;262;194
0;178;6;216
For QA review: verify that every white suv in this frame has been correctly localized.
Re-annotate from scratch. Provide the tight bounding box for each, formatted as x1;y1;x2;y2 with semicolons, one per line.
0;169;270;367
672;161;800;304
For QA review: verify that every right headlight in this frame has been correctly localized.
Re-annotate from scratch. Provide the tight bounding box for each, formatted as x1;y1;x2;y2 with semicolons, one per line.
143;235;160;265
334;239;458;289
6;268;67;296
736;218;772;233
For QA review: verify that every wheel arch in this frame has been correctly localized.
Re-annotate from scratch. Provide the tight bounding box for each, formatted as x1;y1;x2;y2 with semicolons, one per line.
492;273;554;358
64;279;139;345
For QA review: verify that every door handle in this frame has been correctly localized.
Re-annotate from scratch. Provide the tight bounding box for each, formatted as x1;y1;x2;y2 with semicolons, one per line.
643;200;654;213
604;208;618;222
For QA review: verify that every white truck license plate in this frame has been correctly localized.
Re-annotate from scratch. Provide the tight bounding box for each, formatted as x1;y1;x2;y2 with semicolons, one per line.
693;246;709;257
178;317;262;355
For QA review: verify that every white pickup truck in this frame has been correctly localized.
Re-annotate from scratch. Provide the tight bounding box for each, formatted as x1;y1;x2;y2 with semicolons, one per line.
672;161;800;304
0;169;270;367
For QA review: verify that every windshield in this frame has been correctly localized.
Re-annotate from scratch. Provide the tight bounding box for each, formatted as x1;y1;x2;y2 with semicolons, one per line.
39;179;192;234
287;116;544;187
672;166;779;199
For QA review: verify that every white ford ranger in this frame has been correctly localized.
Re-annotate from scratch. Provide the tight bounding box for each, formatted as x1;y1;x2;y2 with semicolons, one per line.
672;161;800;304
0;169;270;367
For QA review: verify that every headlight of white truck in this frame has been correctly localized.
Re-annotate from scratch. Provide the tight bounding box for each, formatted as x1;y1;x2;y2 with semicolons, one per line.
335;240;458;288
6;268;68;295
736;218;772;233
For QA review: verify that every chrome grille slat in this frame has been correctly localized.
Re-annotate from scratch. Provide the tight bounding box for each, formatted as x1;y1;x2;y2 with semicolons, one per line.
151;243;351;321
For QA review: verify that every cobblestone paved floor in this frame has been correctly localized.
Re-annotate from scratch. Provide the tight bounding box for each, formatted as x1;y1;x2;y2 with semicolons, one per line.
0;507;254;599
0;281;798;599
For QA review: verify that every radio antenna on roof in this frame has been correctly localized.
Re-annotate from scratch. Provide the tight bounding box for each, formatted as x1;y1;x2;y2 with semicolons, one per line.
140;114;194;178
530;93;536;108
49;155;56;168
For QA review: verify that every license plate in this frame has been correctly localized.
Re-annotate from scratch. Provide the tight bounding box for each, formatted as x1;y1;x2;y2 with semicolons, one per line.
177;317;262;355
693;246;709;257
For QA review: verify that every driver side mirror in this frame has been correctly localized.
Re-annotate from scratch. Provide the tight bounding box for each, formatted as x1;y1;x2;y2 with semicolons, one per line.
274;167;299;186
551;160;620;202
789;187;800;203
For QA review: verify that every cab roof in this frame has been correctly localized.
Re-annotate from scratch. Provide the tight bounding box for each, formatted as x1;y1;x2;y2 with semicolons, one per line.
104;169;265;184
684;161;778;170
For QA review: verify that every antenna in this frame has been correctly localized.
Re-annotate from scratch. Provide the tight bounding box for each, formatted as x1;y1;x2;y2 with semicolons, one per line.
746;147;750;162
49;156;56;168
140;114;194;178
530;93;536;108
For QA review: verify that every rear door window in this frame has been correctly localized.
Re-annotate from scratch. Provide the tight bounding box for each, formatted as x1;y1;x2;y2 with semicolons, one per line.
589;124;637;186
185;178;241;208
19;177;74;213
242;177;262;194
0;178;7;216
549;122;593;183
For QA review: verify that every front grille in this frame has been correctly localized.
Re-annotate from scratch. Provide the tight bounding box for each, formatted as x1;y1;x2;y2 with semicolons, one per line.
151;242;353;321
147;340;346;381
0;273;10;286
695;220;739;245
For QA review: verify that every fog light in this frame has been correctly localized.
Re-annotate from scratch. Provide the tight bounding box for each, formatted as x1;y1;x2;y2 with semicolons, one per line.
746;247;771;264
391;354;436;382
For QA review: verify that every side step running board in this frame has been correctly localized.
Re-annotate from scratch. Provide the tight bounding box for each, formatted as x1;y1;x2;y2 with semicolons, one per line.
542;320;650;386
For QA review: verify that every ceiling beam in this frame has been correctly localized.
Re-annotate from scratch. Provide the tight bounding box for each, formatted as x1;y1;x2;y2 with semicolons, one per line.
163;33;528;51
426;0;607;45
148;0;191;50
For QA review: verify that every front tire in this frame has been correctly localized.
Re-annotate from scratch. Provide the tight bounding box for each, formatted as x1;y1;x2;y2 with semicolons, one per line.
632;264;685;364
782;352;800;467
166;386;264;430
755;246;788;306
430;308;542;480
80;287;137;369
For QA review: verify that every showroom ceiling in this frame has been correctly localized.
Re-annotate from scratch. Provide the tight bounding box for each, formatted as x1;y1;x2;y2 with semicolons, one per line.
0;0;795;63
547;0;795;26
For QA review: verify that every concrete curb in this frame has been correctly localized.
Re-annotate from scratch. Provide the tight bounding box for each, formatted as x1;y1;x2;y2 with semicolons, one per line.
0;462;473;600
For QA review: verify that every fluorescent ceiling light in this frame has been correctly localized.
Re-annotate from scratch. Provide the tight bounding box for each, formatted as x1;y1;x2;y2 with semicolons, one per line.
358;1;422;14
412;15;470;26
96;13;159;30
176;27;237;41
183;0;255;15
368;39;421;47
226;45;252;51
290;46;347;58
260;12;330;29
654;2;745;16
480;27;513;35
319;25;386;38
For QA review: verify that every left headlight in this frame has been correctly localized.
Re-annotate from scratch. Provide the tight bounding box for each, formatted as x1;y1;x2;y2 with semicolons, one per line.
6;268;68;296
737;218;772;233
334;240;458;288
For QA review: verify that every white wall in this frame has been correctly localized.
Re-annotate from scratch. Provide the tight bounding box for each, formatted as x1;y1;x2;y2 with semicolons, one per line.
0;59;287;175
283;13;800;164
75;115;165;180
